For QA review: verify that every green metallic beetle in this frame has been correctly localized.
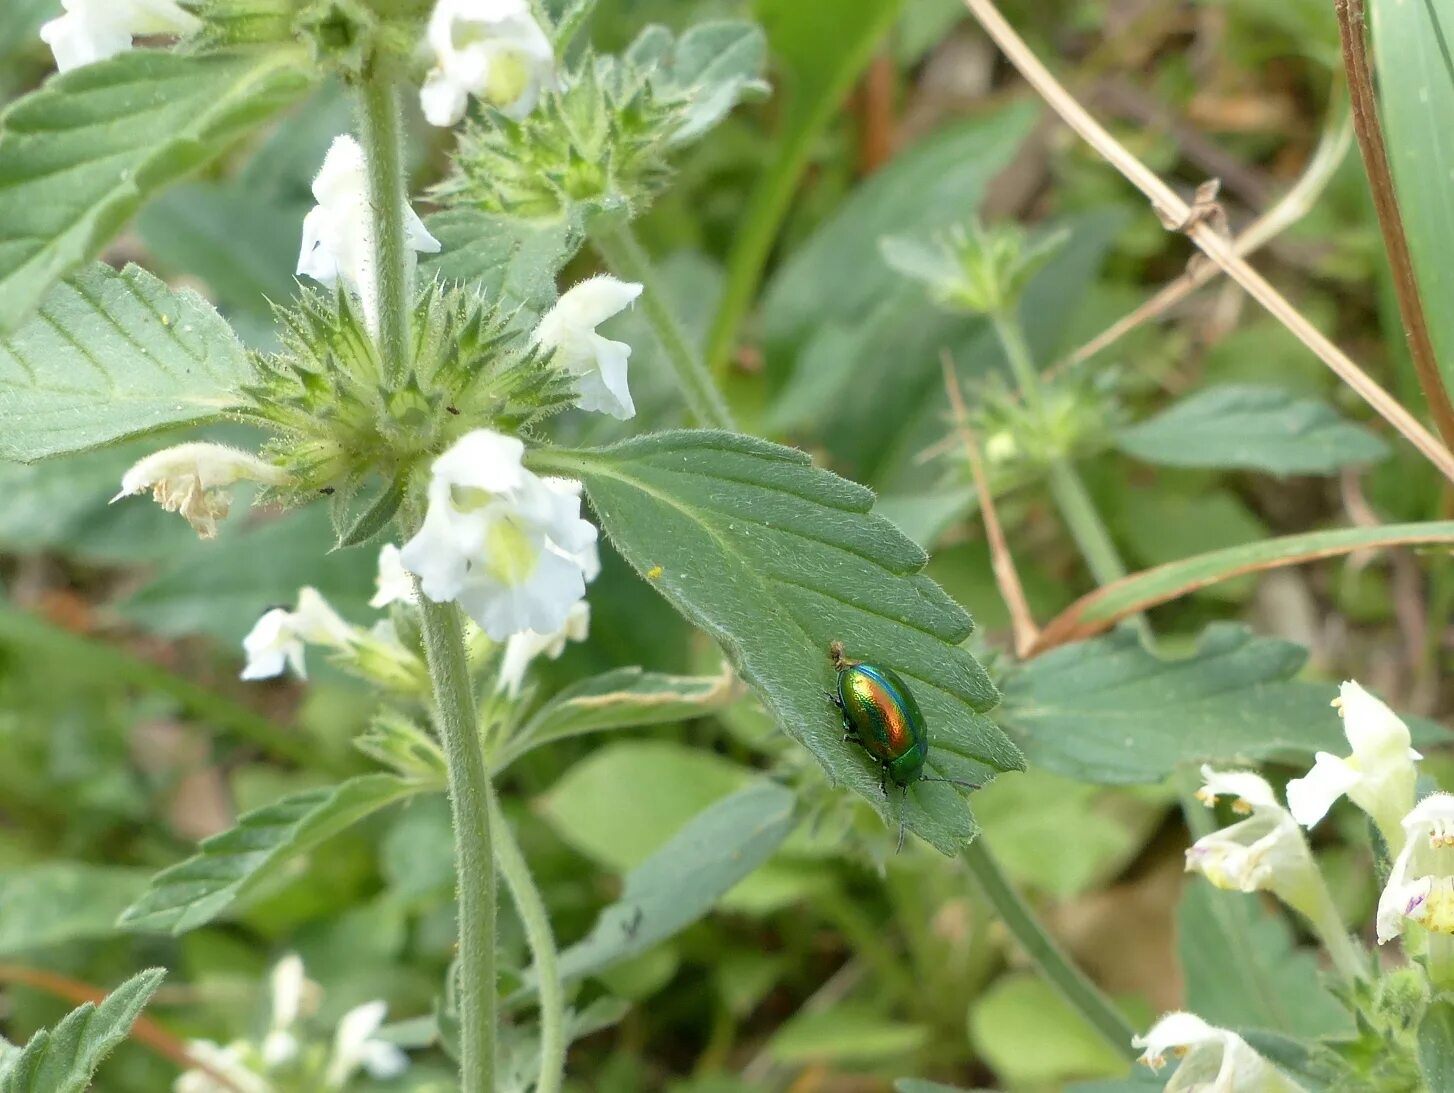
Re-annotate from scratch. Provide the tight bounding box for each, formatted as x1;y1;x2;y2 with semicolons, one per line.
828;641;979;850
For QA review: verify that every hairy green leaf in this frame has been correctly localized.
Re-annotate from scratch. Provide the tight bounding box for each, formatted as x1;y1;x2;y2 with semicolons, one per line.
0;263;254;460
421;209;577;318
497;667;738;768
628;20;768;145
1418;997;1454;1092
532;431;1019;854
524;780;796;992
1115;385;1388;474
999;624;1375;784
0;48;312;332
119;774;431;933
0;864;146;954
0;968;164;1093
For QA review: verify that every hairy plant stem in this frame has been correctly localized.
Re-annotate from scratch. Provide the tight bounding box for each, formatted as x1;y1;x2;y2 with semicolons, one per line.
961;840;1137;1057
419;598;497;1093
356;76;412;384
489;786;565;1093
592;224;736;430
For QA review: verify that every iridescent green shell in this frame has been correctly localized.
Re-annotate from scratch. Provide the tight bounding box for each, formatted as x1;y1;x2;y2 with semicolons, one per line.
836;662;928;786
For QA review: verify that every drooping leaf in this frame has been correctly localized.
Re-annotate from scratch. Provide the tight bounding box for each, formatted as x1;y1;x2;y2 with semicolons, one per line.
1034;521;1454;649
627;20;768;145
0;48;312;332
0;864;147;954
421;209;578;317
526;780;796;992
119;774;432;934
531;431;1020;854
0;968;164;1093
1178;881;1350;1039
496;667;738;768
1115;385;1388;474
997;624;1420;785
0;264;254;460
1371;0;1454;393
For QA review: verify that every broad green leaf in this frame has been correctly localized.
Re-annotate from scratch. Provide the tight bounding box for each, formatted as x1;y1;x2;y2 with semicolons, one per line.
0;864;146;954
531;431;1019;854
538;740;752;871
0;968;164;1093
1371;0;1454;393
969;976;1129;1087
529;780;796;990
119;774;431;933
1108;487;1267;604
0;48;312;332
758;104;1037;349
1178;881;1350;1039
1036;521;1454;648
999;624;1368;785
0;264;253;460
498;667;738;768
1115;385;1388;474
628;20;768;145
1420;997;1454;1093
421;209;577;317
769;1004;927;1064
707;0;910;367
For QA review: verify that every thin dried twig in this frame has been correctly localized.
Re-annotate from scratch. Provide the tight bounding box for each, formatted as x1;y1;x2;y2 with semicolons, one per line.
0;964;246;1092
1335;0;1454;451
961;0;1454;484
941;353;1040;657
1060;99;1353;372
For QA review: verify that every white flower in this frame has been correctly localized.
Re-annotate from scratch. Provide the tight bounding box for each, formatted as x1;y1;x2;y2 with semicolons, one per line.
174;1041;270;1093
241;588;357;681
399;430;599;639
41;0;200;72
370;543;418;608
296;136;441;339
1287;680;1421;853
260;953;321;1068
324;1000;409;1088
1186;768;1317;901
112;443;287;539
497;599;590;696
1134;1012;1303;1092
533;276;644;420
1376;793;1454;943
420;0;556;126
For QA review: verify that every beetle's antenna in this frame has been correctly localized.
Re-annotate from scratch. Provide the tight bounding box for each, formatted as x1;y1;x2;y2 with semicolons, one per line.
918;776;982;790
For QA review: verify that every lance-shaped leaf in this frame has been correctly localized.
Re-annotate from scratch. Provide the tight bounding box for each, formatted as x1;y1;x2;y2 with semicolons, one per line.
626;20;768;145
0;264;253;460
1115;385;1388;474
0;48;313;332
495;667;740;769
531;431;1020;854
119;774;433;934
0;968;164;1093
519;780;796;993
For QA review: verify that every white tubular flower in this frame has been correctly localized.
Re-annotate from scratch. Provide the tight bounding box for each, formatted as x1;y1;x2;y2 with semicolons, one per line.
112;443;287;539
241;588;356;681
260;953;321;1068
324;1000;409;1088
1186;768;1315;898
1287;680;1421;853
174;1041;270;1093
370;543;418;609
1134;1012;1304;1092
399;430;599;640
533;276;644;420
296;136;441;339
1376;794;1454;944
41;0;200;72
497;599;590;697
420;0;556;126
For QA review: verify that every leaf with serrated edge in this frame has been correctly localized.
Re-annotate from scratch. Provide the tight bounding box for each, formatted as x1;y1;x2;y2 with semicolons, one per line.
531;431;1019;854
496;666;738;768
0;263;253;461
119;774;432;934
0;968;164;1093
0;48;312;332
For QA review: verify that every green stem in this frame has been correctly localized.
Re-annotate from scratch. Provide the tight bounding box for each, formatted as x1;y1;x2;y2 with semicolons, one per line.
489;786;565;1093
818;886;919;1006
990;312;1046;412
962;840;1137;1058
356;76;412;383
418;598;497;1093
592;225;736;430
